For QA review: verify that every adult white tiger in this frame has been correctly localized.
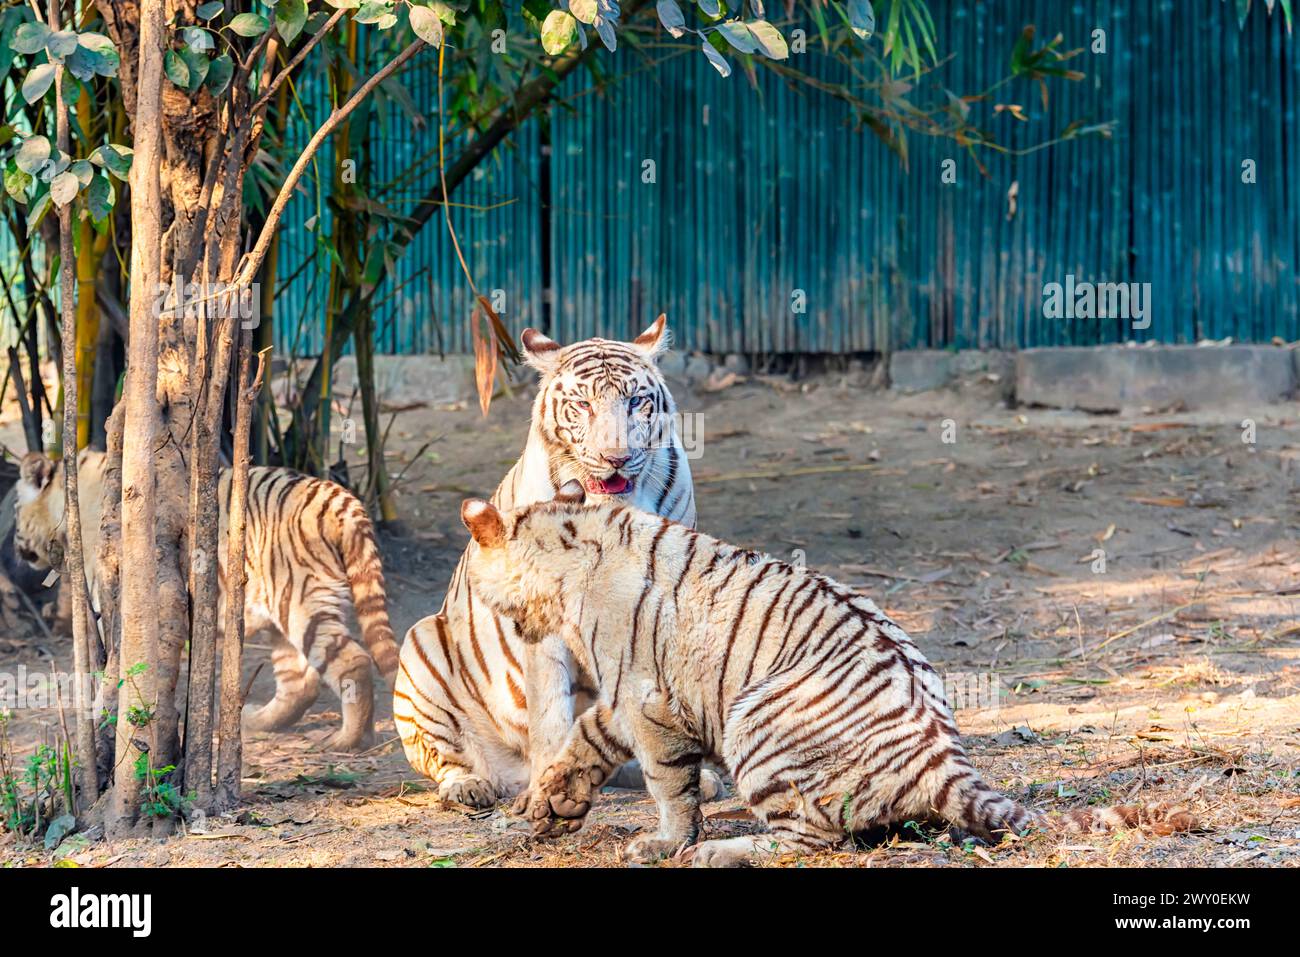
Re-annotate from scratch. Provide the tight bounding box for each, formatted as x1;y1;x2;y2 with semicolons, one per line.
394;316;697;806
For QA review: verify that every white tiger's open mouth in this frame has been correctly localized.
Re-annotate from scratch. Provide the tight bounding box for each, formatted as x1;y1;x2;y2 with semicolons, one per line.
584;474;632;496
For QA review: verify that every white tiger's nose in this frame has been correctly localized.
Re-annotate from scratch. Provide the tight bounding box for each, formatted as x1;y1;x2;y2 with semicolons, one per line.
603;453;630;469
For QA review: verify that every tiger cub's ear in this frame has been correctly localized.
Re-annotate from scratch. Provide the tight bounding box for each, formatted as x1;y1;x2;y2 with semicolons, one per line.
553;480;586;505
18;453;54;492
631;313;670;361
521;328;563;376
461;499;506;548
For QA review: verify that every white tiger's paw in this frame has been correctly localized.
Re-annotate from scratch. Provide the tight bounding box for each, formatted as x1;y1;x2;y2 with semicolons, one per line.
438;775;497;809
624;834;688;864
699;768;727;802
690;837;762;868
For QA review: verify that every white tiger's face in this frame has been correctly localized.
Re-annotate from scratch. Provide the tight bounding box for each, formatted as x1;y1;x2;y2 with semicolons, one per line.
522;316;676;501
12;452;62;569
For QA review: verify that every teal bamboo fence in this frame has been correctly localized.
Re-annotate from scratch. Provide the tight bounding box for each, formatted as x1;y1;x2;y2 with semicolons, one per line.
3;1;1296;357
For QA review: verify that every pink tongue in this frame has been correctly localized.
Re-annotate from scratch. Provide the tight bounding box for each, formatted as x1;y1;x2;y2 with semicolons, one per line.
585;475;629;495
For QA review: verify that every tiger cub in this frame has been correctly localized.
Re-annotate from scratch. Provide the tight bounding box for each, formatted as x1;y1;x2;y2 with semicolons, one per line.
461;483;1197;866
13;451;399;751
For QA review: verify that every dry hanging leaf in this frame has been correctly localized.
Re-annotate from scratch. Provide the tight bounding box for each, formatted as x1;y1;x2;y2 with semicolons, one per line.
471;306;498;416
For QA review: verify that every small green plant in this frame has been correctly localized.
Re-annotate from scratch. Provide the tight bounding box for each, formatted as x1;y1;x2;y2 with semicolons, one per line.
133;755;194;820
109;662;192;822
0;710;77;841
902;819;931;842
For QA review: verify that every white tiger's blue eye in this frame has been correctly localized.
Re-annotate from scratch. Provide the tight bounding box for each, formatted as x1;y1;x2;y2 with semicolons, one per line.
574;400;592;412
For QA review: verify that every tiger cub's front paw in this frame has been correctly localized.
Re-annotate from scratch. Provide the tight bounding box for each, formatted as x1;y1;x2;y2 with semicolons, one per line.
522;762;602;837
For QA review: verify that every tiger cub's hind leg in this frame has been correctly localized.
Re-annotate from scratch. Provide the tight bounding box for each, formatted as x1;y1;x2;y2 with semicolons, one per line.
320;641;375;752
296;592;376;752
242;633;321;733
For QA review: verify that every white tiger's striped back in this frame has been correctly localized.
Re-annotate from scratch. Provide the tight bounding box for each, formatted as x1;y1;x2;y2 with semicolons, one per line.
462;497;1198;863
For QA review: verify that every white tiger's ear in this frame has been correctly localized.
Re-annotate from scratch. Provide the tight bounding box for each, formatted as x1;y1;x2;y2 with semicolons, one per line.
632;314;670;361
521;328;563;376
461;499;506;549
18;453;54;495
553;480;586;505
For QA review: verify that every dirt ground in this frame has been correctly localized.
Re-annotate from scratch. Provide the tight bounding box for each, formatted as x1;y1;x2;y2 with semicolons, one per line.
3;367;1300;868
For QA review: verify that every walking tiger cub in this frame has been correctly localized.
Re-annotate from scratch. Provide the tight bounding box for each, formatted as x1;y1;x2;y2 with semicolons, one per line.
13;451;399;751
461;483;1198;866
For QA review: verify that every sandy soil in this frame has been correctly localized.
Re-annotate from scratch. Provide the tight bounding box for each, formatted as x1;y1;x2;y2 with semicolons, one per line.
3;369;1299;867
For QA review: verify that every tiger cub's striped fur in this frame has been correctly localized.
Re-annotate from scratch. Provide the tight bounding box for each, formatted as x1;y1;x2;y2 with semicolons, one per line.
394;316;696;807
13;451;398;751
462;485;1197;866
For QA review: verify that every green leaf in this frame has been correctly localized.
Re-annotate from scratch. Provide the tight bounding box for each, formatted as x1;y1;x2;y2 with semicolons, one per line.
64;46;95;80
47;29;79;58
27;191;52;234
16;135;51;174
747;20;786;59
61;75;81;105
717;22;756;54
322;0;361;8
163;49;190;88
848;0;874;40
701;37;730;76
11;21;51;55
594;14;616;51
70;159;93;185
182;26;215;52
655;0;685;37
698;0;719;18
206;52;233;95
68;34;120;79
49;170;78;206
196;1;225;19
569;0;598;23
274;0;308;43
408;6;443;46
540;9;576;54
354;1;392;25
4;162;33;203
430;0;456;25
92;144;134;180
87;173;114;223
22;62;57;103
180;46;209;91
228;12;270;36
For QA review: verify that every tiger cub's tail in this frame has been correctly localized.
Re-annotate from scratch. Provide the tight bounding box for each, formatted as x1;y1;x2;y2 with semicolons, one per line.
335;503;400;680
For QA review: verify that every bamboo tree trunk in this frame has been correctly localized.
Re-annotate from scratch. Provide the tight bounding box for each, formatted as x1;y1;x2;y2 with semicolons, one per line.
51;0;98;811
74;92;102;451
